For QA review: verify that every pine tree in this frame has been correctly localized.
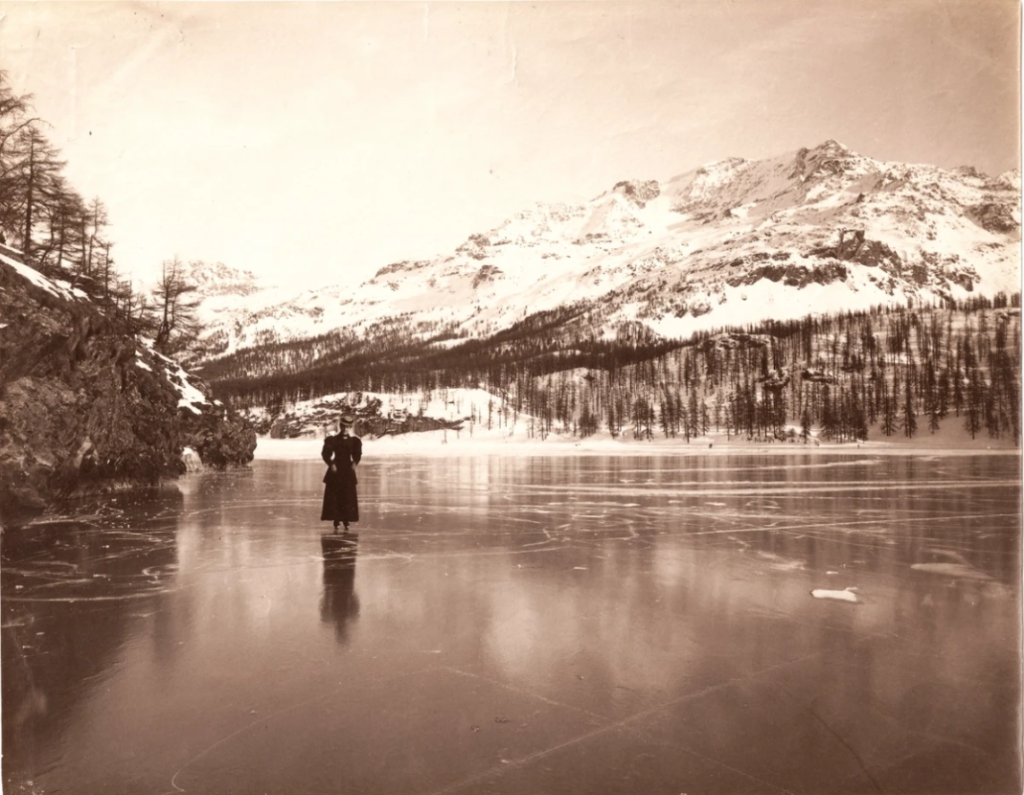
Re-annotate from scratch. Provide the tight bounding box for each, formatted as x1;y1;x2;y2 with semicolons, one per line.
151;256;202;356
964;371;984;439
800;407;812;443
688;390;700;440
901;378;917;438
881;383;897;437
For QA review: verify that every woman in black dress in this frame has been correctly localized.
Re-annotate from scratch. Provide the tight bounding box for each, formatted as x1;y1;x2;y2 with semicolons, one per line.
321;413;362;533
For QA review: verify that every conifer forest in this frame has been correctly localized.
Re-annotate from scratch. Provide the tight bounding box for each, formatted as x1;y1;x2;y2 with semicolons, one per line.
203;293;1021;445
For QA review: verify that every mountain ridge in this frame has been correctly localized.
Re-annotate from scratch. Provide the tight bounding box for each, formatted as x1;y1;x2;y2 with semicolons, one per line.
188;140;1020;365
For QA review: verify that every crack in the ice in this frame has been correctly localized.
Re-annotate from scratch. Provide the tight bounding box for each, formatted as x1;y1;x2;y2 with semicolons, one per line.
862;698;1000;761
770;682;884;793
443;666;611;722
5;590;175;603
638;737;798;794
156;665;451;795
429;650;824;795
691;511;1020;540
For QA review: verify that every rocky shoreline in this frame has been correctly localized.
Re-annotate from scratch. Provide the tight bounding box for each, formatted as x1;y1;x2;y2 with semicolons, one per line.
0;248;256;524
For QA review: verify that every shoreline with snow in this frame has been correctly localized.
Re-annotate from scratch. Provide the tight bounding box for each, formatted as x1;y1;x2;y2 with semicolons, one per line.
253;432;1019;460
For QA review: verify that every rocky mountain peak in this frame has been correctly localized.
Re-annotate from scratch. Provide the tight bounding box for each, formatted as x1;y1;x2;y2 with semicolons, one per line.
952;165;985;180
185;260;264;297
372;260;432;281
693;156;749;184
612;180;661;207
995;169;1021;191
814;139;851;155
791;139;859;181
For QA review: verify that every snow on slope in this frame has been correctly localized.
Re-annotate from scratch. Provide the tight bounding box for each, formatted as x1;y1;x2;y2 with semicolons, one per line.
192;141;1021;358
0;245;223;418
0;245;92;302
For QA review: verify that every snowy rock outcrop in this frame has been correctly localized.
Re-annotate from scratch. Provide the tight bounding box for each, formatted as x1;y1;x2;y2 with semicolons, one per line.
182;447;204;472
0;248;256;520
256;393;467;439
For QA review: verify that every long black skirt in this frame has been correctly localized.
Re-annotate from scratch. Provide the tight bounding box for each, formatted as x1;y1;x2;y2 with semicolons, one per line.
321;469;359;523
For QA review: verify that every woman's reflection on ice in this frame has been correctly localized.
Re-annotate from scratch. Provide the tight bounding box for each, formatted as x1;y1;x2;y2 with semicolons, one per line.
320;534;360;643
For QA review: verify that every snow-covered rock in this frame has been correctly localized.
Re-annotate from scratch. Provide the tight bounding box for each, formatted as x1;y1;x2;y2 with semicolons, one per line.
0;250;256;519
182;446;204;472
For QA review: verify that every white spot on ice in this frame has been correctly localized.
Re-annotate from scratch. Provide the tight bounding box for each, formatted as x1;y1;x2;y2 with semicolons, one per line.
811;587;859;603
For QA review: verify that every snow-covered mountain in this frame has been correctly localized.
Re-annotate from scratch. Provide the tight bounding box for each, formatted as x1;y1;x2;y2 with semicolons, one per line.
185;260;266;298
193;141;1021;359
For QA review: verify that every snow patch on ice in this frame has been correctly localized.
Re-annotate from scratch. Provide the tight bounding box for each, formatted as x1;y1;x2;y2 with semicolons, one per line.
811;587;859;603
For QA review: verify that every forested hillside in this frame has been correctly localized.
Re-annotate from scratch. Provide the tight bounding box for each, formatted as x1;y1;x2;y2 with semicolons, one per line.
186;136;1019;447
0;73;227;359
207;293;1020;444
0;73;258;518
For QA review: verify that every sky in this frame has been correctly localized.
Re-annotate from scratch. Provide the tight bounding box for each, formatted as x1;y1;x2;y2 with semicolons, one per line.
0;1;1019;289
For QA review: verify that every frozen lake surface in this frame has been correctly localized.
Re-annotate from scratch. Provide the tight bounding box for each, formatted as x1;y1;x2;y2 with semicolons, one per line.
3;454;1021;794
